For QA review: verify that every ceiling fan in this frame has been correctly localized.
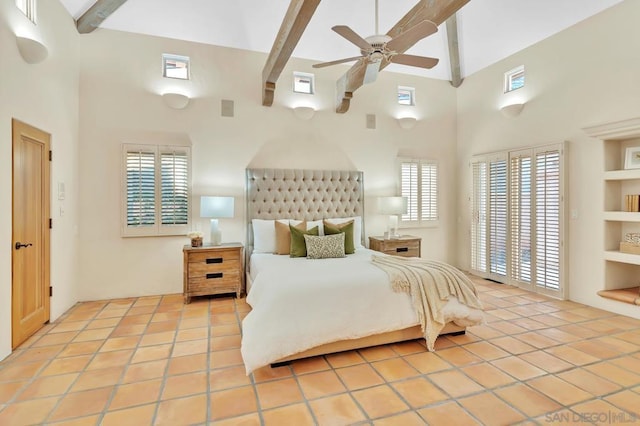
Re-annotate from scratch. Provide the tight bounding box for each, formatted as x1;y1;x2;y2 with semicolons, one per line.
312;0;440;84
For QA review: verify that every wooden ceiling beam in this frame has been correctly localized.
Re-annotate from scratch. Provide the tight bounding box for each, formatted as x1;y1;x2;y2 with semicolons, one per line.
336;0;470;113
262;0;321;107
446;14;463;88
76;0;128;34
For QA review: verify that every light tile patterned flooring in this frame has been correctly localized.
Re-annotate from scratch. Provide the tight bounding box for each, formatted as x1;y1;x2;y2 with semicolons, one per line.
1;278;640;425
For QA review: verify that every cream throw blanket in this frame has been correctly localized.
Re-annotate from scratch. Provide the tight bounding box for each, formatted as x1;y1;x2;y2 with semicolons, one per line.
371;255;484;351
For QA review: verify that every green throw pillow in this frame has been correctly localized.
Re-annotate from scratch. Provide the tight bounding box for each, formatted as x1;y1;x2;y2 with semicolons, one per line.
323;220;355;254
290;225;319;257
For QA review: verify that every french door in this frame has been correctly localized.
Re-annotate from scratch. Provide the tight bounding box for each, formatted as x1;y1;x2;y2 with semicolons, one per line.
470;143;565;298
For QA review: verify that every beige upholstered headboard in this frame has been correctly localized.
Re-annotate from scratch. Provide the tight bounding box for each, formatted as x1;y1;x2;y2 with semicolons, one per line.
245;168;365;257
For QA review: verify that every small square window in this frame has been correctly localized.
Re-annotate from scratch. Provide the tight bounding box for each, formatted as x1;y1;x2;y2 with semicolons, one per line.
163;54;190;80
16;0;36;23
293;72;314;94
504;65;524;93
398;86;415;106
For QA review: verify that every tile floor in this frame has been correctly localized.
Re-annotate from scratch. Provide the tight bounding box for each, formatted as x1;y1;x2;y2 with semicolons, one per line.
1;279;640;425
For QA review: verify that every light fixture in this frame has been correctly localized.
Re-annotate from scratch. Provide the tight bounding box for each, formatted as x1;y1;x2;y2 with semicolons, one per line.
292;106;315;120
200;196;234;245
377;196;407;239
162;93;190;109
16;35;48;64
397;117;417;130
500;102;525;118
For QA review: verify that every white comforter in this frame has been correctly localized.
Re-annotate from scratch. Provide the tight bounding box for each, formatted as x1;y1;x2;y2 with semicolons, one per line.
241;249;482;373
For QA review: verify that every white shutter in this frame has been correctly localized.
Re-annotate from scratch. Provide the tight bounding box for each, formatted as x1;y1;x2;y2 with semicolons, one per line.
421;162;438;221
509;150;533;285
160;148;189;227
489;156;508;279
401;161;419;222
471;158;487;274
400;159;438;226
125;148;156;230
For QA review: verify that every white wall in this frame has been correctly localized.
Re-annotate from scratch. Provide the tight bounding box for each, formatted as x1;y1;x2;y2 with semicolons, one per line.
0;0;80;360
77;29;459;301
456;0;640;318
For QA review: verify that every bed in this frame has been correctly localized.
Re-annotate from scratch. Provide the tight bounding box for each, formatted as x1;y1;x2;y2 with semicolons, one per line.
241;168;483;373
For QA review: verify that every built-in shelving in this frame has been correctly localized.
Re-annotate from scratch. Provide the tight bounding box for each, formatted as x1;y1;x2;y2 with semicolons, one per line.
603;212;640;222
604;169;640;181
604;250;640;265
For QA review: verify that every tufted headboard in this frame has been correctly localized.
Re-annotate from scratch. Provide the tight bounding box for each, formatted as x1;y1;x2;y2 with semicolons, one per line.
245;168;365;259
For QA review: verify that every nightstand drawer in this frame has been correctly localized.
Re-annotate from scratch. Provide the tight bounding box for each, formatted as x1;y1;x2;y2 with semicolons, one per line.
369;236;421;258
188;259;241;276
187;249;240;264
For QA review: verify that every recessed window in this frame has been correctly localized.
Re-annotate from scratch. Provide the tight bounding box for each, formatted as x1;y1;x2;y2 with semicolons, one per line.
163;54;190;80
504;65;524;93
400;158;438;226
293;72;314;94
398;86;415;106
16;0;36;23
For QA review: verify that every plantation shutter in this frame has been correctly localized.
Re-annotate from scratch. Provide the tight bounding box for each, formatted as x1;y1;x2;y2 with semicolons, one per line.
535;147;562;291
126;148;156;228
400;159;438;225
470;158;487;273
509;150;533;285
160;149;189;226
489;156;508;279
401;161;419;222
420;162;438;221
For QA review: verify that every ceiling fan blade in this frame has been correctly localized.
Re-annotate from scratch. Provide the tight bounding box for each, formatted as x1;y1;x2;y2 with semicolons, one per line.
332;25;372;51
386;20;438;52
363;61;381;84
390;54;439;69
312;56;366;68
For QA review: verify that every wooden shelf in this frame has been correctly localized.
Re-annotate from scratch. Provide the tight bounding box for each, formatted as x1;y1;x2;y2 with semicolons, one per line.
597;287;640;305
603;211;640;221
604;169;640;180
604;250;640;265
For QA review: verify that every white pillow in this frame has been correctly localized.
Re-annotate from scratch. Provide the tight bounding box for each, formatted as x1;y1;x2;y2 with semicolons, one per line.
307;220;324;236
324;216;362;248
252;218;305;253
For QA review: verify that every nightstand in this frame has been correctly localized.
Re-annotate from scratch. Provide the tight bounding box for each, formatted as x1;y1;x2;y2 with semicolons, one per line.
183;243;243;303
369;235;421;257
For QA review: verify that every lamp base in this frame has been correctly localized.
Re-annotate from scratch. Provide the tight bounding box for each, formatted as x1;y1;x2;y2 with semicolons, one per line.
210;219;222;246
387;215;399;239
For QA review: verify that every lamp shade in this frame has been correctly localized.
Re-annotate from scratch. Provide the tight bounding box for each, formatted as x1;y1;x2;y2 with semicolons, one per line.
378;196;407;215
200;196;234;218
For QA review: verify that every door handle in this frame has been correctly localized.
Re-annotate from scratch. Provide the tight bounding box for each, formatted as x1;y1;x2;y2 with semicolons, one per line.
15;242;33;250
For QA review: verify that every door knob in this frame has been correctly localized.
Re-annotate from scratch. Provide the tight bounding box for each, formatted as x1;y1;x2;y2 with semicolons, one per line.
15;242;33;250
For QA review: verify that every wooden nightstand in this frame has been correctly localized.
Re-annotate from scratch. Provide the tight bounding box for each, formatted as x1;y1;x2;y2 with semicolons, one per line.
369;235;421;257
183;243;243;303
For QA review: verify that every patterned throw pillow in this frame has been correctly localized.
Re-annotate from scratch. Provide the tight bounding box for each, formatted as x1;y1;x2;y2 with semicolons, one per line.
303;233;346;259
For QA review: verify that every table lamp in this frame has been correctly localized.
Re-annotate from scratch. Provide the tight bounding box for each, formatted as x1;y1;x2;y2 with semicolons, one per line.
200;196;234;245
378;196;407;239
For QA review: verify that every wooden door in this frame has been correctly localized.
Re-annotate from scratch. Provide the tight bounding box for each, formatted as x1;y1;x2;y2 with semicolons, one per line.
12;119;50;349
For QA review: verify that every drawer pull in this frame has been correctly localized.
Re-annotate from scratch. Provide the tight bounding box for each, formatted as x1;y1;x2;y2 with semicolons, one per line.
206;273;224;279
396;247;409;252
206;258;223;264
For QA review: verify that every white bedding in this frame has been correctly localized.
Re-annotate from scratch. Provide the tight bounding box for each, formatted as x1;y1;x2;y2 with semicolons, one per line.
241;248;483;373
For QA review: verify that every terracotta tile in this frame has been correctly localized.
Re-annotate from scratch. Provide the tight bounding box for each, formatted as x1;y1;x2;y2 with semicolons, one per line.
615;331;640;345
291;356;331;375
41;355;92;376
151;312;182;323
156;393;208;425
0;359;47;381
557;323;602;339
49;321;89;333
391;340;427;356
0;380;28;404
172;339;208;357
570;399;633;425
47;414;101;425
371;357;420;382
514;331;560;349
436;346;483;367
32;332;79;347
252;365;293;383
0;396;59;425
85;318;121;330
73;328;113;342
210;348;244;369
133;296;161;307
445;331;481;345
210;335;241;351
297;370;346;399
461;362;518;389
373;411;427;426
111;380;161;411
167;353;207;375
13;345;65;362
358;344;398;362
494;383;563;417
611;355;640;375
418;400;478;426
520;351;573;373
528;375;592;405
118;314;152;326
211;323;241;336
335;363;385;390
71;366;125;391
95;308;129;319
392;377;448;408
309;394;367;425
568;340;621;360
176;327;208;342
536;327;582;343
353;384;409;419
16;373;78;400
101;403;157;426
98;336;141;352
585;362;640;387
210;412;261;426
139;331;176;346
428;370;484;397
162;371;207;399
595;336;639;355
488;308;522;320
487;321;527;335
605;390;640;416
179;317;209;328
211;365;252;391
467;324;504;339
121;359;168;383
325;350;365;368
491;356;546;381
459;392;526;426
433;336;457;350
210;386;257;421
262;402;315;426
545;345;599;366
49;387;112;421
127;306;157;316
404;351;452;374
86;349;134;370
558;368;622;396
109;324;148;337
146;321;179;334
131;344;172;363
255;377;303;409
490;336;536;355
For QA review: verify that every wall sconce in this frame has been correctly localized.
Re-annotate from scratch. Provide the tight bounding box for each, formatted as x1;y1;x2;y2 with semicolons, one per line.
397;117;417;130
200;196;235;245
162;93;190;109
16;35;48;64
500;102;525;118
292;106;315;120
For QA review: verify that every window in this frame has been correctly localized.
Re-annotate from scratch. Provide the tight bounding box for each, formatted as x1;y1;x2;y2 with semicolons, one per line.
398;86;415;105
400;159;438;226
163;54;190;80
16;0;36;23
122;144;191;237
293;72;314;94
504;65;524;93
470;143;564;297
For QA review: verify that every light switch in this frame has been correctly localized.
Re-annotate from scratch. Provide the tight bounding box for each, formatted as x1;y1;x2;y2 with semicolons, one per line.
366;114;376;129
58;182;65;200
570;209;578;219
